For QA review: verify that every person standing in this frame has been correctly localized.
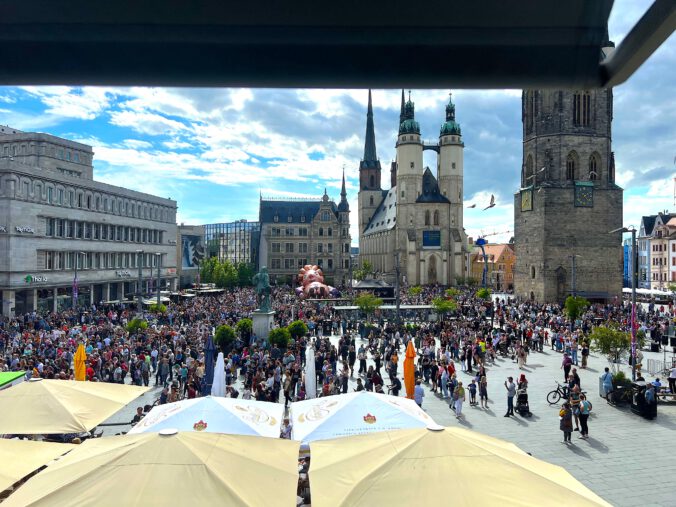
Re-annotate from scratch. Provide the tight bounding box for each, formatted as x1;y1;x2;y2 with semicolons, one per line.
414;379;425;407
561;353;572;382
454;381;466;418
504;376;516;417
600;367;613;400
578;394;591;439
560;401;573;444
468;379;477;406
580;341;589;369
479;375;488;409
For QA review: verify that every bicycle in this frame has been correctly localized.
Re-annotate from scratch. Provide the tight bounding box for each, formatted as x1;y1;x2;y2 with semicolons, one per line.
546;382;592;410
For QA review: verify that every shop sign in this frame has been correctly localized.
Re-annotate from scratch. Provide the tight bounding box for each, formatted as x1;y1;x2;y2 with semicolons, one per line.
167;239;177;244
115;270;132;278
24;275;48;283
15;226;35;234
166;268;177;275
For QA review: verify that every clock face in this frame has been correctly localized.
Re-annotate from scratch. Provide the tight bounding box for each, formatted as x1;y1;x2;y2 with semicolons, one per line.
520;189;533;212
575;185;593;207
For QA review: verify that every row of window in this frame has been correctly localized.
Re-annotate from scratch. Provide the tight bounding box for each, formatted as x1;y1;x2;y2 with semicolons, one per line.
45;218;165;244
523;152;608;183
424;210;441;226
42;251;163;271
9;177;172;222
525;91;593;133
269;258;349;270
2;143;87;164
272;210;334;223
651;243;670;252
652;272;669;282
270;242;350;254
269;226;349;238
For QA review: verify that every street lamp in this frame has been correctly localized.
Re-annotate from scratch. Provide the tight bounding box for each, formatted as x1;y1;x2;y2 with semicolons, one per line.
155;252;162;306
72;251;86;310
610;226;637;381
136;250;144;312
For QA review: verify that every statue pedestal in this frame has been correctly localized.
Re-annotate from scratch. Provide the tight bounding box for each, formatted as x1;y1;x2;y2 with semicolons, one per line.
252;310;275;343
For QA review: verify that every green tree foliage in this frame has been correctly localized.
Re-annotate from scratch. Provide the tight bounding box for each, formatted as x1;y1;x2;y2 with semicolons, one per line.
214;325;236;351
148;303;167;314
235;318;253;338
475;287;492;300
432;296;457;319
354;292;383;315
564;295;590;321
408;286;423;297
126;318;148;334
590;326;630;372
354;260;374;281
200;257;245;288
287;320;309;339
445;288;460;298
236;262;255;287
269;327;292;349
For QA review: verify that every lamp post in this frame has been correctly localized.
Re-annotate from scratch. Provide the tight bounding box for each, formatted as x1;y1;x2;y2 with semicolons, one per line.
155;253;162;307
136;250;144;312
610;226;637;381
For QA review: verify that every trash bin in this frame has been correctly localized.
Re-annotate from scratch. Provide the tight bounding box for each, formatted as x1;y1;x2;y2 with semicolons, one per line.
630;382;657;419
651;342;660;352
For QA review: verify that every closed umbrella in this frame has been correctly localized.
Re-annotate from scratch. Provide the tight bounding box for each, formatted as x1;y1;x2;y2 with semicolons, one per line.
73;344;87;381
309;427;612;507
403;340;416;399
305;343;316;399
3;431;300;507
211;352;226;397
202;335;216;396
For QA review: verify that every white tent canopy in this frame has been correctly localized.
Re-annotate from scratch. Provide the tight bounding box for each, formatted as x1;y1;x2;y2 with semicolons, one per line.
128;396;284;438
290;392;438;447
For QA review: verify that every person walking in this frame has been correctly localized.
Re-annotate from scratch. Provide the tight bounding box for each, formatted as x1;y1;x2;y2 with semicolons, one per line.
454;381;466;418
560;401;573;444
600;367;614;400
578;394;591;439
580;341;589;369
504;376;516;417
414;379;425;408
479;375;488;409
561;353;572;382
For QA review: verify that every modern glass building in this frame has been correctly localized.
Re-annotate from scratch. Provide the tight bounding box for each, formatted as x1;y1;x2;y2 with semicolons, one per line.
204;220;260;269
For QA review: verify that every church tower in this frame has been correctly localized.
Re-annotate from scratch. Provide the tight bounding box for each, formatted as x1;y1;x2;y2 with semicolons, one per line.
514;42;623;302
357;89;383;236
395;91;424;209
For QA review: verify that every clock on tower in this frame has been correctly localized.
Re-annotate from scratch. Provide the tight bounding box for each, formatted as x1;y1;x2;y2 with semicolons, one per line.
574;182;594;207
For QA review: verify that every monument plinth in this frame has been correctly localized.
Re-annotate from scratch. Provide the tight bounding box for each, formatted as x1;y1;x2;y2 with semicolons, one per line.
252;266;275;342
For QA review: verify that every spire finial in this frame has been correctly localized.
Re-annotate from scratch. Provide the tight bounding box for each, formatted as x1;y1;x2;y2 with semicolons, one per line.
362;89;378;163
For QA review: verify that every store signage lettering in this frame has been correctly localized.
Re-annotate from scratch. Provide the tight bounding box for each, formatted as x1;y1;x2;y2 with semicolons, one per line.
168;239;177;244
116;270;132;278
15;226;35;234
24;275;48;283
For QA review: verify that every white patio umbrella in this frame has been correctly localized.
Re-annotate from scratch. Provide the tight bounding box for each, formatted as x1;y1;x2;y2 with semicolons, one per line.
305;344;316;399
211;352;226;397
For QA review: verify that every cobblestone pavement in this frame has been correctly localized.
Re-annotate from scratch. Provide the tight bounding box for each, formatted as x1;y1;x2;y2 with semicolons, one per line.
104;333;676;507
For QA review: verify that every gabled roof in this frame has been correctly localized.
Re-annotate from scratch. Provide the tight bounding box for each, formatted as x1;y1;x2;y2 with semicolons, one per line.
364;188;396;235
416;167;450;204
259;200;336;224
639;215;658;237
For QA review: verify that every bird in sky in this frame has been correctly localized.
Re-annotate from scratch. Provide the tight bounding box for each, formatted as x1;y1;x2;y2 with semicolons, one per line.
467;204;476;208
483;194;496;210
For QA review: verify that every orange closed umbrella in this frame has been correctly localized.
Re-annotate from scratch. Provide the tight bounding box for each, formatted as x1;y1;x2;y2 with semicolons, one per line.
403;340;416;399
74;344;87;381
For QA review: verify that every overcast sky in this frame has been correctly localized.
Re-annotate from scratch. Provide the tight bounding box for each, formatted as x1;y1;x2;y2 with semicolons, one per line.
0;0;673;245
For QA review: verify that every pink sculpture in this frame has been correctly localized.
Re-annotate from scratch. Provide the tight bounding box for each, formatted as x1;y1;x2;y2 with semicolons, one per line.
295;265;340;299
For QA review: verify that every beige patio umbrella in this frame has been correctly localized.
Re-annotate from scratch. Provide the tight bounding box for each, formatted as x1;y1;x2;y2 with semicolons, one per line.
0;379;148;434
309;427;612;507
3;431;300;507
0;439;73;493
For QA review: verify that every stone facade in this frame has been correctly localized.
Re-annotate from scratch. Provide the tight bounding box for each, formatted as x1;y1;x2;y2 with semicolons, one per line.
514;81;623;302
358;91;467;286
0;127;178;316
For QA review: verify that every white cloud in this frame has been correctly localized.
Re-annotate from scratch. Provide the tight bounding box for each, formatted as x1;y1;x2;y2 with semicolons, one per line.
122;139;153;149
109;110;190;136
20;86;113;120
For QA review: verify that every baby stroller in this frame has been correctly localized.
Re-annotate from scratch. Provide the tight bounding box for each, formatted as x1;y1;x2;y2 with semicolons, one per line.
516;388;532;417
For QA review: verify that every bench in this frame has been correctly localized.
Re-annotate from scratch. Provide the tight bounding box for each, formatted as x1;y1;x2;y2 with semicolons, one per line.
656;387;676;403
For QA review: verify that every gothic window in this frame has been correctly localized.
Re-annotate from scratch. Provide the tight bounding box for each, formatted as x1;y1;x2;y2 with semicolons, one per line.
369;175;375;188
566;153;577;180
424;210;430;226
573;91;591;127
369;196;374;206
433;210;439;226
588;153;599;180
525;91;535;134
524;155;534;185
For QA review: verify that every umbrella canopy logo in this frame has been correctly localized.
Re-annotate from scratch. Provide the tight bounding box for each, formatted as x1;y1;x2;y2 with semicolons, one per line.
363;413;376;424
193;420;208;431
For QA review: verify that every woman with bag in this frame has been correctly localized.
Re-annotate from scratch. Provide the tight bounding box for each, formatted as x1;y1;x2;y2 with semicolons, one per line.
578;394;592;439
559;401;573;444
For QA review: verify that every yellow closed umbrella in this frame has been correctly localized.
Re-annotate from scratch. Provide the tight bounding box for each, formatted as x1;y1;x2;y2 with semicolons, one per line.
3;431;300;507
0;439;73;494
309;427;612;507
0;379;149;434
73;344;87;381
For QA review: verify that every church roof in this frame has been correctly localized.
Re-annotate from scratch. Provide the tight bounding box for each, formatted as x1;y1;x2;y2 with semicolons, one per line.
416;167;450;204
640;215;657;236
259;199;337;224
363;188;397;235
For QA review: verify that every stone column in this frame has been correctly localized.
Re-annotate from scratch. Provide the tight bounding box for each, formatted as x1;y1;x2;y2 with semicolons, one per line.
1;290;16;318
104;283;111;302
52;287;58;313
118;282;125;302
31;289;38;312
89;284;95;306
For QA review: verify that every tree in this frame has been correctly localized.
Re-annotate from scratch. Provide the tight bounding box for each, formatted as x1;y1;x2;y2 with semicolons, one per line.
564;295;589;322
269;327;292;349
354;292;383;316
475;287;492;300
432;296;457;320
354;260;374;281
287;320;309;340
148;303;167;314
590;326;630;372
237;262;255;286
214;324;236;352
445;288;460;298
126;318;148;334
235;318;252;339
408;286;423;297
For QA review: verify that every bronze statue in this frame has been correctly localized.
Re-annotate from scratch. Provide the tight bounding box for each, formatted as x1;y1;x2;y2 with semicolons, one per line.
252;266;272;312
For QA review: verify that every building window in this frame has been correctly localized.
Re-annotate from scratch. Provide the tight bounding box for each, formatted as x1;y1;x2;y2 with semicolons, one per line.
299;228;308;237
301;216;306;222
285;243;294;253
285;227;294;236
271;259;281;269
321;211;330;221
299;243;308;253
56;219;64;237
524;155;534;184
369;196;374;206
369;175;375;187
272;243;280;253
424;210;430;226
433;210;439;226
319;227;324;237
589;154;599;180
573;91;591;127
327;243;333;253
531;266;536;279
87;195;92;209
566;152;577;181
328;259;333;269
273;215;279;222
47;187;53;203
318;244;323;253
46;218;54;236
328;227;333;236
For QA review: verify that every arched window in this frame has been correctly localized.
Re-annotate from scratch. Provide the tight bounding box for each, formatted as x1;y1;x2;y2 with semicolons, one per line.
369;175;375;188
525;91;535;134
369;196;374;206
566;153;577;180
573;91;591;126
524;155;534;185
433;210;439;226
589;153;599;180
424;210;430;226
